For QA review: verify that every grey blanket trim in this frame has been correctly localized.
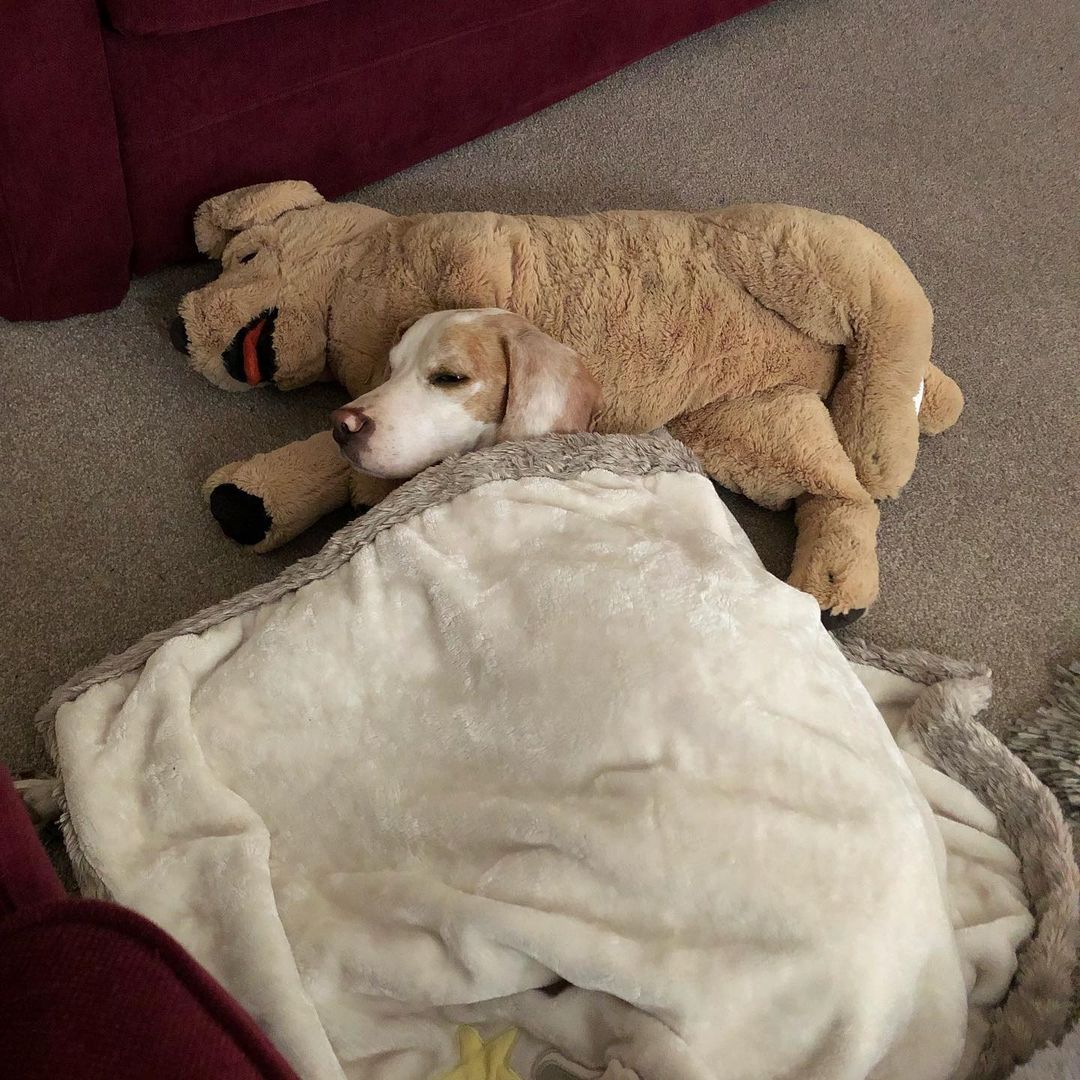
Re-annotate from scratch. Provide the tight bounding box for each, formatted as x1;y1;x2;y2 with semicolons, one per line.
838;636;991;686
840;637;1080;1080
34;432;1077;1080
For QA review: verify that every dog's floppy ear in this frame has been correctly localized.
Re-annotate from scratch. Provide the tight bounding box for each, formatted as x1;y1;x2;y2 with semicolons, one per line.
496;324;602;442
193;181;325;258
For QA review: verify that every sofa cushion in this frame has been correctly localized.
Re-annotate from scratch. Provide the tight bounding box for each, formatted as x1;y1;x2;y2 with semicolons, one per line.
0;0;132;320
103;0;766;272
103;0;330;37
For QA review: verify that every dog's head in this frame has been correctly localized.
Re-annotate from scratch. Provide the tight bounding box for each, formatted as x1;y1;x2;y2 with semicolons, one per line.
171;181;391;392
330;309;602;479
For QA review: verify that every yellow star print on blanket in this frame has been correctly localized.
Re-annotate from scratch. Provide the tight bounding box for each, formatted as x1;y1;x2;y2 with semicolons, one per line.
437;1026;524;1080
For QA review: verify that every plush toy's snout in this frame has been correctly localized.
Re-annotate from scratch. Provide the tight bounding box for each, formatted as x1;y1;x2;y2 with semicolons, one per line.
176;181;395;397
171;299;282;391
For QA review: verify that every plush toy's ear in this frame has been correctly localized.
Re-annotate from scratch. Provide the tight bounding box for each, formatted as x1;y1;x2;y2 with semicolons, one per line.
496;324;602;442
193;181;325;259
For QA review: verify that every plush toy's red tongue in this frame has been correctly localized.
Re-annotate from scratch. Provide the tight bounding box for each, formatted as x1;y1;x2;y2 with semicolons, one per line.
242;318;266;385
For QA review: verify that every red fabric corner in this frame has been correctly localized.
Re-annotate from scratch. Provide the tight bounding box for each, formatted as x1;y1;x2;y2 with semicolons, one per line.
0;767;65;914
0;902;303;1079
0;0;132;320
0;768;301;1080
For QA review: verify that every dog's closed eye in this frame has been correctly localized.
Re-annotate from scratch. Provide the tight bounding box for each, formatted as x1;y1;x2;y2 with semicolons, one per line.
429;371;469;386
239;251;257;265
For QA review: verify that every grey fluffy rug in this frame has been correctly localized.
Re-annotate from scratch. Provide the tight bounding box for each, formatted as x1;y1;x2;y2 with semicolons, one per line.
1007;1023;1080;1080
1004;664;1080;1079
1008;664;1080;842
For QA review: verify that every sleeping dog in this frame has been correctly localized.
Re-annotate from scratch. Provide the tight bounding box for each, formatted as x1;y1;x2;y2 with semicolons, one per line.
330;310;602;481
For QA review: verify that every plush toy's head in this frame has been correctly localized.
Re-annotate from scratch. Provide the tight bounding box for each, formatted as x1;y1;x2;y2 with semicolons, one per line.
172;181;391;392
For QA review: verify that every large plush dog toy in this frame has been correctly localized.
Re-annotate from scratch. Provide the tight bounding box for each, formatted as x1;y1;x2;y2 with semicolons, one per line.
172;181;963;623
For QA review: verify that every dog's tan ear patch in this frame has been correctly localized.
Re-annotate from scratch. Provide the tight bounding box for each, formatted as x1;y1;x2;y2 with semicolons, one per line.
497;326;602;442
194;181;325;259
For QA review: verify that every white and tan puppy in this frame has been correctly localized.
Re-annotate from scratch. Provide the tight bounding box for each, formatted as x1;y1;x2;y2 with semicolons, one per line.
330;309;601;480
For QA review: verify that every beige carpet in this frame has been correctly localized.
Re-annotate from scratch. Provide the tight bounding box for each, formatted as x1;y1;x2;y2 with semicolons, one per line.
1;0;1077;775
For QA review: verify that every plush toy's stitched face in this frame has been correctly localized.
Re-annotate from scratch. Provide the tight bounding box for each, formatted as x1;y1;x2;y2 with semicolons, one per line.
175;216;340;393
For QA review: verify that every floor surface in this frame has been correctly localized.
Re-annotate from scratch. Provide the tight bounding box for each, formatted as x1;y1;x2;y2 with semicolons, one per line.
1;0;1077;773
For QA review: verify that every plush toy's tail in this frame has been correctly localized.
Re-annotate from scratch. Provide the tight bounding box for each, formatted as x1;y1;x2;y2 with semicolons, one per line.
919;364;964;436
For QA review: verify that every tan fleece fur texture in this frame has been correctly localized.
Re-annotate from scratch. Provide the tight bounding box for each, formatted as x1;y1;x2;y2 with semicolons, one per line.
177;181;964;614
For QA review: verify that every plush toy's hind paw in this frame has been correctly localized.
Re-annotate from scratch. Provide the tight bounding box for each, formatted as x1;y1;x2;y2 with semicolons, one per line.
845;432;917;501
789;497;881;615
209;483;273;546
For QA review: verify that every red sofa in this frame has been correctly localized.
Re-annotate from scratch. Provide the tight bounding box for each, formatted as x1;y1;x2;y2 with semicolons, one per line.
0;766;304;1078
0;0;764;322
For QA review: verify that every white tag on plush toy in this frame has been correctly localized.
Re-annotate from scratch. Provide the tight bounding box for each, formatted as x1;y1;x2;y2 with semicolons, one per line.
913;379;926;415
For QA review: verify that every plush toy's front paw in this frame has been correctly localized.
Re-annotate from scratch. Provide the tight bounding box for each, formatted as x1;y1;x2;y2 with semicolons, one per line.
209;483;273;546
203;461;277;549
203;433;357;553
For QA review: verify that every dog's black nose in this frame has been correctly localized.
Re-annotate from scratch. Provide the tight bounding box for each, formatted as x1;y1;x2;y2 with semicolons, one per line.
169;315;189;354
331;407;370;446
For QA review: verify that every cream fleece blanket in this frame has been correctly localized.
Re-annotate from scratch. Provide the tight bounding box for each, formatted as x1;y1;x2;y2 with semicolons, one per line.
41;435;1065;1080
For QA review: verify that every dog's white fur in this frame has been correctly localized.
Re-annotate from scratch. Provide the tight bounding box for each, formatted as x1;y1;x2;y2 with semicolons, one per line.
334;309;601;479
336;311;498;478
